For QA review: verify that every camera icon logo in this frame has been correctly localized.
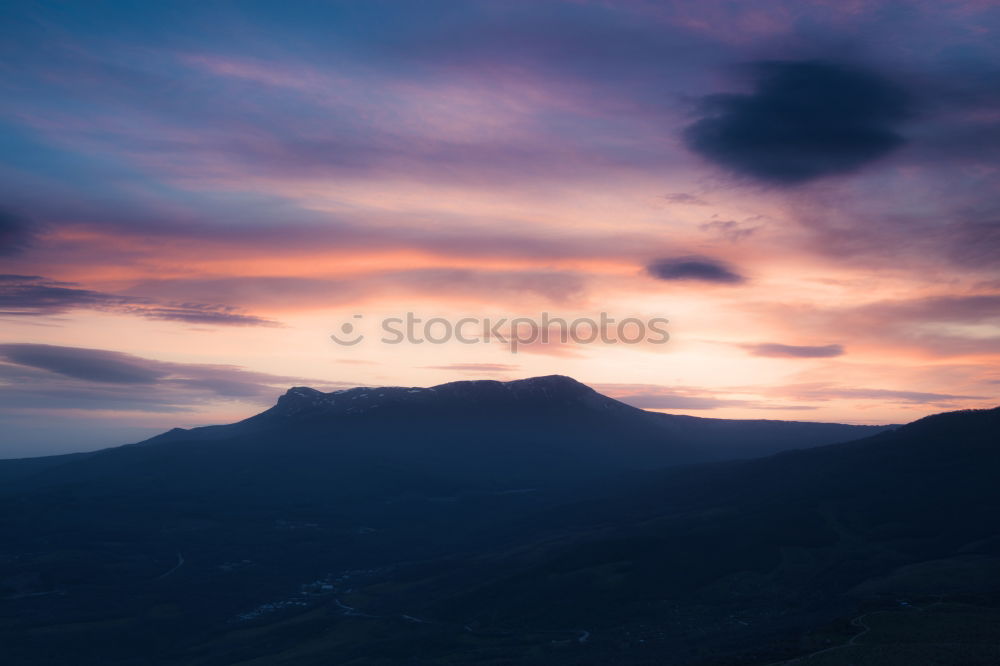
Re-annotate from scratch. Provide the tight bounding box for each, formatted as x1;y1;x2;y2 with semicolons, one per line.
330;314;364;346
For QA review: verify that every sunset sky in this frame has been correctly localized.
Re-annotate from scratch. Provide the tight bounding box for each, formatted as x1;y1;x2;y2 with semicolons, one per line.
2;0;999;457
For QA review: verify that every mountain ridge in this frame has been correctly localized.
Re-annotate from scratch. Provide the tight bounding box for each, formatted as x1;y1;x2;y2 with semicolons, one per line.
0;376;898;494
126;374;894;450
0;380;997;665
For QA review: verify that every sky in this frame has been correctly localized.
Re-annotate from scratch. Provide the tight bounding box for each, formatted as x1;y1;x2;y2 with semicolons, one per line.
1;0;999;457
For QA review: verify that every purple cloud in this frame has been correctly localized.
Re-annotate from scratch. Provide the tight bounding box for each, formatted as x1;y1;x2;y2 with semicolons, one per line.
646;256;744;284
0;210;36;255
0;275;278;326
0;344;165;384
0;343;350;407
119;268;588;309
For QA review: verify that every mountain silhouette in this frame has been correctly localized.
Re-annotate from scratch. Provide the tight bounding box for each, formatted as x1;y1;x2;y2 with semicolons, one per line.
400;405;1000;664
1;377;995;666
1;375;887;494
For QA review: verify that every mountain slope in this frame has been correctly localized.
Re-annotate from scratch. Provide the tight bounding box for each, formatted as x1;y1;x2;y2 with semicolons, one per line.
405;406;1000;663
8;377;984;666
0;375;890;500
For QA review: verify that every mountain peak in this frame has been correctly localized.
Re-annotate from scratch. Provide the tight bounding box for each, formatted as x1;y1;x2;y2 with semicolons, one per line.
270;375;604;418
502;374;587;390
284;386;325;399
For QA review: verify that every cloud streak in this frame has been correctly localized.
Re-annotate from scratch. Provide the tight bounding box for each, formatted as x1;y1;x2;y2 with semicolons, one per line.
594;382;814;411
771;384;988;407
744;343;845;358
0;343;347;411
0;344;165;384
119;269;589;310
0;275;278;326
422;363;520;374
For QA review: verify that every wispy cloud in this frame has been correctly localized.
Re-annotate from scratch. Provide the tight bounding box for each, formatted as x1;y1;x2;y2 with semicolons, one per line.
743;343;845;358
0;343;343;411
770;383;988;407
594;382;814;411
423;363;520;374
119;269;589;310
663;192;707;205
0;275;278;326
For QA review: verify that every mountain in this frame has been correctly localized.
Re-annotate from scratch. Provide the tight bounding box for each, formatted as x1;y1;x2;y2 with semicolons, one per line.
410;405;1000;664
1;375;888;498
2;377;994;666
134;374;890;470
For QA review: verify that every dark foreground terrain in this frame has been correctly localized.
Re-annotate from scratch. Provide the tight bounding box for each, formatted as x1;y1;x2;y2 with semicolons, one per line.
1;376;998;665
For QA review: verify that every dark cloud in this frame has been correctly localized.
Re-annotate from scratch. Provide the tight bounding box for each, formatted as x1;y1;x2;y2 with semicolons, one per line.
684;61;911;184
121;305;277;326
646;256;744;284
744;343;845;358
0;343;353;411
0;344;165;384
0;275;278;326
0;275;117;315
